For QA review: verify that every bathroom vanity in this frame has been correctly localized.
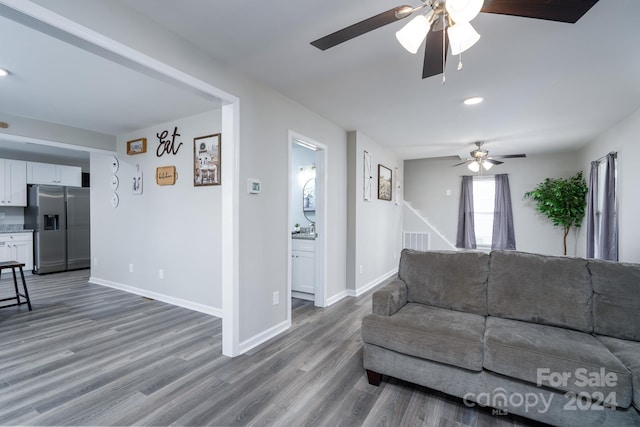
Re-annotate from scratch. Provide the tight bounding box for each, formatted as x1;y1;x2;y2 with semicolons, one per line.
291;235;315;300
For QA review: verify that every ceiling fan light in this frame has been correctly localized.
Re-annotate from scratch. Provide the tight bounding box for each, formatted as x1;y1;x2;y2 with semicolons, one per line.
395;13;431;54
464;96;484;105
447;21;480;56
445;0;483;23
482;161;493;171
468;161;480;172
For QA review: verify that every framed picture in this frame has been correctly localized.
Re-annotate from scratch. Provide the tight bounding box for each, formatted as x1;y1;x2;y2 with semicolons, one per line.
378;164;392;201
132;171;143;195
156;166;177;186
194;133;221;186
394;167;401;205
127;138;147;155
363;150;372;201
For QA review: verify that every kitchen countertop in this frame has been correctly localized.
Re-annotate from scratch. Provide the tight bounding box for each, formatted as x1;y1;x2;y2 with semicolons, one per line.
0;229;34;234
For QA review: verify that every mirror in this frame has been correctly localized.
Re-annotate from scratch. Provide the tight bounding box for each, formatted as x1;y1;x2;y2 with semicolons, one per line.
303;178;316;223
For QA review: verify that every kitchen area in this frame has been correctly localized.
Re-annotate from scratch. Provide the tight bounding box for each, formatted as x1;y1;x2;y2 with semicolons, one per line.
0;153;90;274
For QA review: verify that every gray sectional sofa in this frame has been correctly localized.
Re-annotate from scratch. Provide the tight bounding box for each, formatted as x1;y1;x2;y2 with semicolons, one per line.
362;249;640;426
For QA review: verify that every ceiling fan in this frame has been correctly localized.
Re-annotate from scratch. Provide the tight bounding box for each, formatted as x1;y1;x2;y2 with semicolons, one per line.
311;0;600;79
453;141;526;171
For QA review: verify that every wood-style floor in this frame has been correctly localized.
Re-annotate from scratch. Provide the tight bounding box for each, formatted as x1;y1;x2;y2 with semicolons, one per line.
0;270;544;426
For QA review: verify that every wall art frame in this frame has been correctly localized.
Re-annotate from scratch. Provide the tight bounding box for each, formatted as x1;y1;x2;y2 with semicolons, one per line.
156;166;177;185
378;164;392;201
194;133;221;186
363;150;372;201
126;138;147;155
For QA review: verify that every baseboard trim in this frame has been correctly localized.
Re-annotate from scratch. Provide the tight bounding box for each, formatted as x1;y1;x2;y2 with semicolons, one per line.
350;268;398;297
89;276;222;318
291;291;314;301
326;290;350;306
239;319;290;354
325;267;398;305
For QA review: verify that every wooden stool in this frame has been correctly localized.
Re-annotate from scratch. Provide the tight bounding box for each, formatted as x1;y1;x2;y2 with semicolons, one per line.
0;261;32;311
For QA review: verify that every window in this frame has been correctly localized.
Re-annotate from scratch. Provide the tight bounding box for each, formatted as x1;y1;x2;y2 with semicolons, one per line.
472;177;495;247
457;174;515;250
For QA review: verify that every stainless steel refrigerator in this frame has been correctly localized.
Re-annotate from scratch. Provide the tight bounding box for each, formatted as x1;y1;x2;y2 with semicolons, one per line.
24;185;90;274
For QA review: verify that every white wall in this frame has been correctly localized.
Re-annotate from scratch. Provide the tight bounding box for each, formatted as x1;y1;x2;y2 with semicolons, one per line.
347;131;402;293
578;107;640;263
0;112;115;152
404;152;583;257
0;146;90;172
90;110;223;314
33;0;349;345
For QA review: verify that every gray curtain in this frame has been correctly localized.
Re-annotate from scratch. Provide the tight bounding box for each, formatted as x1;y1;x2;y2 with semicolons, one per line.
586;161;598;258
601;153;618;260
586;152;618;260
492;174;516;250
456;176;476;249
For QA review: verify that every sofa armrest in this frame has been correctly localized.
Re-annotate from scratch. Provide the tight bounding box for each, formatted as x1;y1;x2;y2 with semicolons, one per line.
372;279;408;316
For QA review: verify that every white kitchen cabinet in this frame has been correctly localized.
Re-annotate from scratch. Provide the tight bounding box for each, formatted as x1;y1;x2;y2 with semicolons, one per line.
292;238;315;295
0;159;27;206
27;161;82;187
0;233;34;271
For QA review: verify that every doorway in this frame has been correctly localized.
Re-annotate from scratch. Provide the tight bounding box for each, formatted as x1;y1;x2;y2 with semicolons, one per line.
288;132;326;319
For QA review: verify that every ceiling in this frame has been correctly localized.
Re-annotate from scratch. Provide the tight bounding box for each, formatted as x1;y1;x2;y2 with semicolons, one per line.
2;0;640;161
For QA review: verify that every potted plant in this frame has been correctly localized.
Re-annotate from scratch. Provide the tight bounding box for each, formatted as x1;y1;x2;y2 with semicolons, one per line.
524;171;588;255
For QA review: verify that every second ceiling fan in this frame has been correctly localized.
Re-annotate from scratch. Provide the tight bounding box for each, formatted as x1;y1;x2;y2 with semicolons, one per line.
453;141;526;172
311;0;600;79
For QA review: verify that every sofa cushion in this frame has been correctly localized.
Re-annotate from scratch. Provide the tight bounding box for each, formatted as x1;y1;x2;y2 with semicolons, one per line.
484;317;632;408
488;251;593;332
589;259;640;341
597;335;640;410
398;249;489;316
362;303;485;371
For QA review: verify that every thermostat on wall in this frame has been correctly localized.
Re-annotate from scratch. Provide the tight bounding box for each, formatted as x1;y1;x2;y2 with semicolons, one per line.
247;178;261;194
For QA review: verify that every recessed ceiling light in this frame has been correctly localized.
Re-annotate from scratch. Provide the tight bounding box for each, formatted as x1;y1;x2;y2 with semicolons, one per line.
0;68;8;77
463;96;484;105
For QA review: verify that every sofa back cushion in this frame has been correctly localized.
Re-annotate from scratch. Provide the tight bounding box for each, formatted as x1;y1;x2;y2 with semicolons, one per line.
398;249;489;316
487;251;593;332
589;259;640;341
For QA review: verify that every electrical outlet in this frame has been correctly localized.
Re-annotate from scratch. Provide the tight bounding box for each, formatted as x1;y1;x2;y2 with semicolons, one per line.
159;269;164;279
94;257;98;266
129;263;134;273
359;265;363;274
273;291;279;305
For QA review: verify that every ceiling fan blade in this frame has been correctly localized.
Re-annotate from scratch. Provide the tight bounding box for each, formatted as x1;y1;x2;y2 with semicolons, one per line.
485;159;504;165
452;160;472;167
422;26;448;79
492;154;527;159
481;0;599;24
429;155;463;161
311;5;413;50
